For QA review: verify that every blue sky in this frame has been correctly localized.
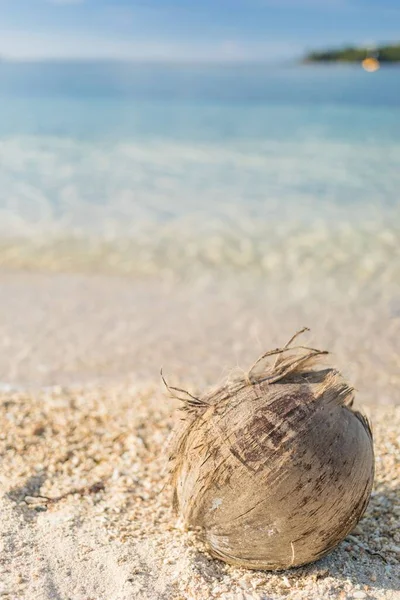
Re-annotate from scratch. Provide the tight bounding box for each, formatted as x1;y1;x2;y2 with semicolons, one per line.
0;0;399;61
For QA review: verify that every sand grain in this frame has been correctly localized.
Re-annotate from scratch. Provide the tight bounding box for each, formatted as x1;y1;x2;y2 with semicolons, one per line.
0;383;398;600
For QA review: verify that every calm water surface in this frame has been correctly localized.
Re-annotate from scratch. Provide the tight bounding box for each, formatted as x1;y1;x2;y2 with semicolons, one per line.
0;62;399;238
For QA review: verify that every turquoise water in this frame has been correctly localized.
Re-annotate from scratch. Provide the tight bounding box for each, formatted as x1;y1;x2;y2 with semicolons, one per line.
0;62;399;239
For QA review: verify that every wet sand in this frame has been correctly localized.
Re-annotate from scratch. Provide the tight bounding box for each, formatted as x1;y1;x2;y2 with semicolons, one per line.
0;270;399;404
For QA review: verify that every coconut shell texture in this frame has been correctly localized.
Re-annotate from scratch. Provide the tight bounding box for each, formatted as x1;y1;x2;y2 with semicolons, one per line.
167;330;374;570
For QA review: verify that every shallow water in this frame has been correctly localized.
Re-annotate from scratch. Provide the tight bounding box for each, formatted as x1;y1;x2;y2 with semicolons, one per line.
0;62;399;250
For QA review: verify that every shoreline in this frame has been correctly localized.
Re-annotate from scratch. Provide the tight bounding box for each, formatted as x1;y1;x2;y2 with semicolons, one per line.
0;270;399;404
0;216;399;275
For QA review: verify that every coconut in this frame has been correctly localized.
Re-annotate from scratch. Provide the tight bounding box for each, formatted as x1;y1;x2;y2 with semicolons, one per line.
166;329;374;570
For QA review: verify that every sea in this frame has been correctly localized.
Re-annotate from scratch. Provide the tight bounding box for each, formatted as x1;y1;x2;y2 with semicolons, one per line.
0;61;399;274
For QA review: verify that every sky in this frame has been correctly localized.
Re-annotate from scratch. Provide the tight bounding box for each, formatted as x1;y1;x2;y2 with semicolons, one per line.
0;0;399;62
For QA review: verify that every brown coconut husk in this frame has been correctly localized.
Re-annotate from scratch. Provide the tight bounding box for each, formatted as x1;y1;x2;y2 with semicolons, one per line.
165;329;374;570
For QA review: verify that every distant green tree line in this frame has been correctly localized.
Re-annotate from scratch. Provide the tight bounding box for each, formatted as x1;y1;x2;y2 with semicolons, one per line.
304;43;400;63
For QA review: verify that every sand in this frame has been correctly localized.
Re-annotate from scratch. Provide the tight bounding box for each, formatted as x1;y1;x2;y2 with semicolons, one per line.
0;382;399;600
0;271;399;404
0;267;399;599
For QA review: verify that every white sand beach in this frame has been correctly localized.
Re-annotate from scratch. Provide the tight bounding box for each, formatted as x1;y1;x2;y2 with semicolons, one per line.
0;379;398;600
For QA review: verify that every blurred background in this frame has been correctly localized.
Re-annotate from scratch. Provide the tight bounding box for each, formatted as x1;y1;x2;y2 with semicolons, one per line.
0;0;399;402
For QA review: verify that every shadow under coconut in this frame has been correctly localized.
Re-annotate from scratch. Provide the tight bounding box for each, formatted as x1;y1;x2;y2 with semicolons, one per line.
275;483;399;595
186;484;399;597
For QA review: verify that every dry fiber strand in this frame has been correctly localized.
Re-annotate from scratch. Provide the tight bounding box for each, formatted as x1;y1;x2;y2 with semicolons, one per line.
167;328;375;570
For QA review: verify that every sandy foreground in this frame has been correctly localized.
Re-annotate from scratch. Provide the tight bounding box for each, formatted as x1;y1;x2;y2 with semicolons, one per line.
0;383;399;600
0;270;399;599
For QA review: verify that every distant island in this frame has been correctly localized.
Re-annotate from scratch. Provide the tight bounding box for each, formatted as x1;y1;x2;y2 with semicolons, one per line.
303;43;400;64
